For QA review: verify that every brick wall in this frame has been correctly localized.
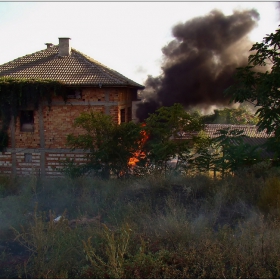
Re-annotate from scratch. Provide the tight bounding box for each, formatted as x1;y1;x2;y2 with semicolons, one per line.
0;152;41;176
0;151;91;177
43;105;104;149
0;86;137;176
0;152;12;175
45;152;89;177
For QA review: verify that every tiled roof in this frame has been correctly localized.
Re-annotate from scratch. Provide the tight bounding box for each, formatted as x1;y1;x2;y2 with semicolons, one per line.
228;136;274;159
205;125;275;158
204;124;273;138
178;124;274;158
176;124;273;140
176;124;274;159
0;45;144;88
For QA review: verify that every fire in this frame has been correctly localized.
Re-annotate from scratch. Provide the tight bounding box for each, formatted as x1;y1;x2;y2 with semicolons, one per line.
128;124;149;167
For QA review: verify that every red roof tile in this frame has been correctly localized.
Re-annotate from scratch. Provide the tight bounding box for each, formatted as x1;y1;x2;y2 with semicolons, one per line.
204;124;273;138
0;45;144;88
177;124;273;140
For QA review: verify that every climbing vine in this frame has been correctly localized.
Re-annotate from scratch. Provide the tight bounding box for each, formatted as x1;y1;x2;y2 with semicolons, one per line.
0;77;68;151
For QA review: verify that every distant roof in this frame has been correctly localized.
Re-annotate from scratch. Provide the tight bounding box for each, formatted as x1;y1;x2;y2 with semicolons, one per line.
0;45;144;88
164;119;277;159
176;124;273;140
176;124;274;159
204;124;273;138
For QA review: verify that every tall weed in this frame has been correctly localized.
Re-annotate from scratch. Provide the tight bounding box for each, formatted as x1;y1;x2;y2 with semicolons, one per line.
13;206;86;278
83;223;132;278
2;168;280;278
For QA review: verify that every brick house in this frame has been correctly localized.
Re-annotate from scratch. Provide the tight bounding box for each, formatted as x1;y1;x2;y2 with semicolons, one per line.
0;38;144;176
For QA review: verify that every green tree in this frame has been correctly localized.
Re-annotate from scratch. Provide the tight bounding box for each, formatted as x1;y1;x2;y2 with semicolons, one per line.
144;103;204;174
190;128;262;177
188;131;218;175
212;128;261;177
66;111;143;178
225;25;280;158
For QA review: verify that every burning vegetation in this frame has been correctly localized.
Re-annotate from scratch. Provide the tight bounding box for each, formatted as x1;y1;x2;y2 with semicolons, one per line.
128;124;149;168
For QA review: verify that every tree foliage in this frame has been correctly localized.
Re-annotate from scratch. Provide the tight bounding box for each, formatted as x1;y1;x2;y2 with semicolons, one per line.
66;111;143;178
211;128;261;176
143;103;204;173
190;128;262;177
225;26;280;137
66;104;205;178
66;105;265;179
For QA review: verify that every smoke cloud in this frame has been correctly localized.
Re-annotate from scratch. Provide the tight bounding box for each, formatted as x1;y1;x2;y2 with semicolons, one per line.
136;9;260;121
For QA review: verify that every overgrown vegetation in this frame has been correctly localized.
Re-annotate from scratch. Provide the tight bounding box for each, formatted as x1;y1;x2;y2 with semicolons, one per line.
64;104;266;179
0;167;280;278
66;111;144;178
65;104;205;178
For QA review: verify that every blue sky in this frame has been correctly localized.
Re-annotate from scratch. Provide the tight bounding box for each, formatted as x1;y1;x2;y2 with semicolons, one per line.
0;2;279;85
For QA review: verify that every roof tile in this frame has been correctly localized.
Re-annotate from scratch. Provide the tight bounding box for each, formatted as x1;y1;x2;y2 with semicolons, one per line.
178;124;273;139
0;45;144;88
204;124;273;138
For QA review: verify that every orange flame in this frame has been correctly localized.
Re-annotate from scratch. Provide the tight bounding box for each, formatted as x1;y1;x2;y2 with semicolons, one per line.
128;124;148;167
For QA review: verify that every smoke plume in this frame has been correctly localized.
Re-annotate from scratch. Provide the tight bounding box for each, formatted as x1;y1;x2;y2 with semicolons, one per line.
136;9;260;121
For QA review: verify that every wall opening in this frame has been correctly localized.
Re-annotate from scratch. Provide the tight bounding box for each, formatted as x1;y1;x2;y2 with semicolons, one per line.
20;111;34;132
127;107;132;122
120;108;125;123
66;88;81;99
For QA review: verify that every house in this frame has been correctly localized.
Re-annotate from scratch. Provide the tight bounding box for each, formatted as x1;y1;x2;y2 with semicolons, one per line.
204;124;275;159
0;38;144;176
173;123;274;158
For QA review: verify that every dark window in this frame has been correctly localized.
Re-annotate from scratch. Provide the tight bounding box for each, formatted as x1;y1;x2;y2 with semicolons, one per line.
120;108;125;123
24;153;32;163
66;88;81;99
127;107;132;122
20;111;34;132
131;89;140;101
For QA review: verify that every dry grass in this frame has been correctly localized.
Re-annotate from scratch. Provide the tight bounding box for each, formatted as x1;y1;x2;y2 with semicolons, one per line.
0;165;280;278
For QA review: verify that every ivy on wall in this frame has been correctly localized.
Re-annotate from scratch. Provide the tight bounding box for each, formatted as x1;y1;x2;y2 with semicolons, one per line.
0;77;68;151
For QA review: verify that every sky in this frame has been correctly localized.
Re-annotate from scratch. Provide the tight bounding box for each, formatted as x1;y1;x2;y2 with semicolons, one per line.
0;1;279;86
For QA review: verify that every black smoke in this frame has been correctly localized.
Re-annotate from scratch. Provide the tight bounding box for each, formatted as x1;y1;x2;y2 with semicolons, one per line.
136;9;260;121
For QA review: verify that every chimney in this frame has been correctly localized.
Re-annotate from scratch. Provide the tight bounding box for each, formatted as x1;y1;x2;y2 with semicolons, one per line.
58;37;71;56
45;43;54;49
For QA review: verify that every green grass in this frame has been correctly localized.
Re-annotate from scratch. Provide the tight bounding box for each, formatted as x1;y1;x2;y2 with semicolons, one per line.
1;166;280;278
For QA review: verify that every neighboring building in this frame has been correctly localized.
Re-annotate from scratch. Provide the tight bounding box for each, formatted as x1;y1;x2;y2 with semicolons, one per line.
204;124;273;139
178;124;273;140
205;124;274;159
0;38;144;176
178;123;274;159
